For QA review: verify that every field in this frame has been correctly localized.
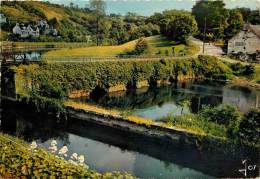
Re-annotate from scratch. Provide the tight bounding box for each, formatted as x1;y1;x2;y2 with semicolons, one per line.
43;35;199;58
253;65;260;83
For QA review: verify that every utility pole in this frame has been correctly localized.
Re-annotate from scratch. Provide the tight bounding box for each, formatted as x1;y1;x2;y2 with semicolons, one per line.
203;17;207;54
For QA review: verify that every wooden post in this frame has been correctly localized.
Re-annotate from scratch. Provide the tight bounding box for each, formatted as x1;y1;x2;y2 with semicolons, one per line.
203;17;207;54
256;95;259;108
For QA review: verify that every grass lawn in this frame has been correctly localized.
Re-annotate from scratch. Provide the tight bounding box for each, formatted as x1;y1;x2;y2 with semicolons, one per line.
253;64;260;83
0;31;8;41
43;35;199;58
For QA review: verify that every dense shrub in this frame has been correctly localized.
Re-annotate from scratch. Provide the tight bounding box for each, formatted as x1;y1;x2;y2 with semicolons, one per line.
237;109;260;146
38;81;68;100
199;105;241;126
198;55;233;80
230;63;255;77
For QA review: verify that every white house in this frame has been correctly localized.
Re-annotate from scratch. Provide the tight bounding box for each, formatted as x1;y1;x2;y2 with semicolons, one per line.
13;23;40;38
13;23;22;35
0;13;6;24
228;24;260;55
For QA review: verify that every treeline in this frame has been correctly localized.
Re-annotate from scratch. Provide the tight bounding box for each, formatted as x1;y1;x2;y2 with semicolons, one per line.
1;1;160;44
1;0;258;44
192;0;260;41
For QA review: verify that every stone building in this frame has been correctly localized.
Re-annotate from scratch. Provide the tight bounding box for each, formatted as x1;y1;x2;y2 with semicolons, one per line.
13;23;40;38
227;24;260;55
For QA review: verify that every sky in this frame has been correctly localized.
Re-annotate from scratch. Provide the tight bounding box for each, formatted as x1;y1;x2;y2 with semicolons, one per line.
46;0;260;16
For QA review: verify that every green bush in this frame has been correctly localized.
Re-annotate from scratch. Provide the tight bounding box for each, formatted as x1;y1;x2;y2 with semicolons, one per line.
230;63;255;77
162;114;227;138
199;105;241;126
237;109;260;146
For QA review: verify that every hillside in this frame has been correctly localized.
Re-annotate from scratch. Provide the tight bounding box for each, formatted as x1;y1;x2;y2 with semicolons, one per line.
0;1;160;43
1;1;93;41
43;35;199;58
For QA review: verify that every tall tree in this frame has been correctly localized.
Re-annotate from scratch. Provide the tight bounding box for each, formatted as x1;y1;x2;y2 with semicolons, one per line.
166;14;198;43
224;9;244;40
89;0;106;46
192;0;229;40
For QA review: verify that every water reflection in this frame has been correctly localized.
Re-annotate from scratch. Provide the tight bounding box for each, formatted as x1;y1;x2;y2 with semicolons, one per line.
73;81;260;119
1;102;259;178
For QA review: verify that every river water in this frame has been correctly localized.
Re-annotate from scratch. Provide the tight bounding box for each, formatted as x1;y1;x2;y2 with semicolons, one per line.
1;81;259;178
74;81;260;120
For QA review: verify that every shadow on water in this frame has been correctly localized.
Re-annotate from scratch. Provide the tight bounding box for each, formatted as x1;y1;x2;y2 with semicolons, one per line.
74;81;260;119
1;99;259;178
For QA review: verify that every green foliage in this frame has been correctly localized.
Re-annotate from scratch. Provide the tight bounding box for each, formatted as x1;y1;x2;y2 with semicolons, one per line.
199;105;241;126
224;9;244;40
192;0;244;41
162;104;259;147
165;14;198;43
237;109;260;146
133;38;149;55
14;56;234;99
162;114;227;138
1;1;160;43
197;55;233;80
37;81;68;100
230;63;255;77
236;8;260;25
0;134;135;178
192;0;228;40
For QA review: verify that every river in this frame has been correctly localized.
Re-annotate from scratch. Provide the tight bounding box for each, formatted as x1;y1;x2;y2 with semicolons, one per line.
73;81;260;120
1;81;259;178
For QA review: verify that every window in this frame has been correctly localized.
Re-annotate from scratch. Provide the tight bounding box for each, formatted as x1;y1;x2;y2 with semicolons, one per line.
235;42;244;46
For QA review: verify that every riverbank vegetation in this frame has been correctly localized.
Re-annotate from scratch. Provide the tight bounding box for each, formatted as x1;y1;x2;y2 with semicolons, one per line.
10;55;259;148
160;105;260;147
13;55;232;97
220;56;260;88
0;133;134;178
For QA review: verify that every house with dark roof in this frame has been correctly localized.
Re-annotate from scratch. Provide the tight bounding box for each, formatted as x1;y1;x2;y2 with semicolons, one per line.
228;24;260;55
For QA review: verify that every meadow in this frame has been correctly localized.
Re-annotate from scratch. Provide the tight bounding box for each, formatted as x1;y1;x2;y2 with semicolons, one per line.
43;35;199;58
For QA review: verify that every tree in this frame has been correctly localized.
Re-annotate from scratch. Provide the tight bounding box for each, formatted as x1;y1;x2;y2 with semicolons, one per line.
134;38;149;55
238;109;260;145
192;0;229;40
224;9;244;40
166;14;198;43
48;17;59;29
89;0;106;46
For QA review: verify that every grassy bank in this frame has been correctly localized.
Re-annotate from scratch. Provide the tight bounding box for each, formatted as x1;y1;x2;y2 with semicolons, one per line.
43;35;200;58
65;100;260;149
220;57;260;89
0;133;134;178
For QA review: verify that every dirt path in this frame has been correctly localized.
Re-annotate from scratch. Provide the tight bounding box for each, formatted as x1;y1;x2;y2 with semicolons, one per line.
189;37;224;56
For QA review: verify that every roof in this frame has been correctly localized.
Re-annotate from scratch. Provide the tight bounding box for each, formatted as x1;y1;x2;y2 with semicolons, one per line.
244;24;260;39
250;25;260;38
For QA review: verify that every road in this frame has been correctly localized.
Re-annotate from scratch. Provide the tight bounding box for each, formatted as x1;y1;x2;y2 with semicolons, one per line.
190;37;224;56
